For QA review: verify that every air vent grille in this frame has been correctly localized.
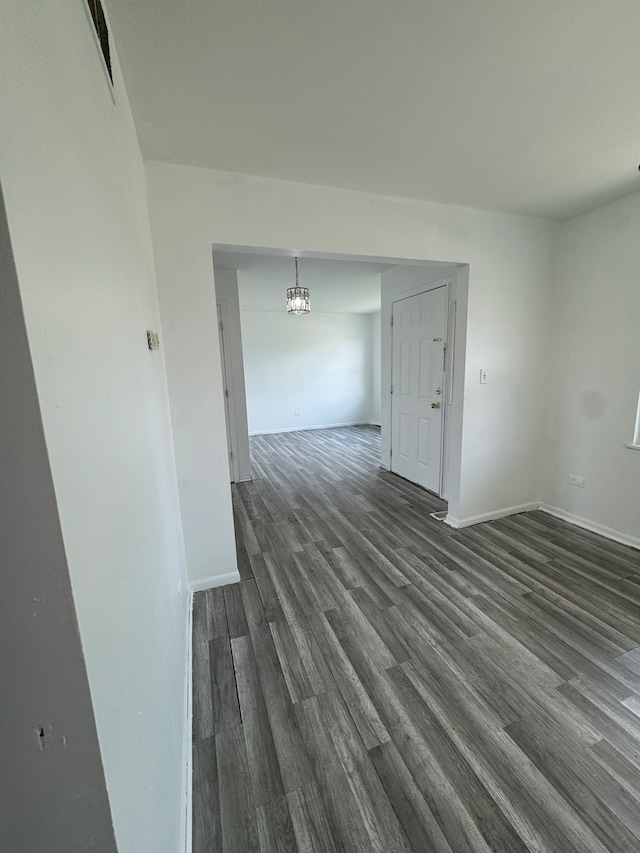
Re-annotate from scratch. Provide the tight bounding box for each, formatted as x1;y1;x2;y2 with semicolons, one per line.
86;0;112;83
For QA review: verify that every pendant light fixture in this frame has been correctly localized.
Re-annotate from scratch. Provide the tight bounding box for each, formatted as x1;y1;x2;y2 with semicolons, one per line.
286;256;310;315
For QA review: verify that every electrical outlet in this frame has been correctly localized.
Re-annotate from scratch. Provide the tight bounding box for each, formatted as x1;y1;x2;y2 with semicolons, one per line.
569;474;585;488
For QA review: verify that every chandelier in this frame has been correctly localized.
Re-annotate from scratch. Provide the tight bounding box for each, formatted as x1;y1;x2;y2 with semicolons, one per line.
286;257;310;315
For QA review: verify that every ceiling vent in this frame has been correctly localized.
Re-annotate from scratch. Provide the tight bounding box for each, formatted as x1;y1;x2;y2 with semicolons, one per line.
86;0;112;83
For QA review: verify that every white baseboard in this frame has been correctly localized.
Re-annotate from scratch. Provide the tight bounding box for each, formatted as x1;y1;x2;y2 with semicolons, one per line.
249;421;369;436
181;587;193;853
445;500;640;552
445;501;540;529
539;503;640;551
189;570;241;593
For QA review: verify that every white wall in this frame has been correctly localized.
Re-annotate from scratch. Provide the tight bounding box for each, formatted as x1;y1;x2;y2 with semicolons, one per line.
214;267;251;481
370;311;382;426
145;160;556;534
241;311;373;433
147;226;238;588
543;191;640;547
1;4;189;852
0;184;117;853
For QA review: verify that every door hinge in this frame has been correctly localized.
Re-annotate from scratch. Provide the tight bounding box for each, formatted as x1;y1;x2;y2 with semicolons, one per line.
230;450;234;459
390;447;393;458
225;388;229;398
442;344;447;372
390;384;393;395
390;315;394;327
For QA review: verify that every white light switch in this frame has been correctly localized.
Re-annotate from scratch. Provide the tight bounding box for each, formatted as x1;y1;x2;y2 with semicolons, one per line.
480;369;488;384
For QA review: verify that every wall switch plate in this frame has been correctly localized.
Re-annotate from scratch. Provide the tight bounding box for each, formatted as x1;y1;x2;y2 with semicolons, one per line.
294;411;301;416
569;474;585;487
480;369;488;384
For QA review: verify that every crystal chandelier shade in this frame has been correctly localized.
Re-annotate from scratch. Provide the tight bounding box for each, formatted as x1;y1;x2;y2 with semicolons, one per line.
286;257;310;314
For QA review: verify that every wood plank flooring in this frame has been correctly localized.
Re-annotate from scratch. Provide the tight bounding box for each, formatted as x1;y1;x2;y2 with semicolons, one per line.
193;425;640;852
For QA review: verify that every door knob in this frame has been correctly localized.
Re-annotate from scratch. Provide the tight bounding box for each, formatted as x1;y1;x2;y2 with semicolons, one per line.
431;402;441;409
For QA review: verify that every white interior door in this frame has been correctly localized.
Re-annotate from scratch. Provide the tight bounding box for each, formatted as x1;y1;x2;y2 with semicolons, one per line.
391;286;447;494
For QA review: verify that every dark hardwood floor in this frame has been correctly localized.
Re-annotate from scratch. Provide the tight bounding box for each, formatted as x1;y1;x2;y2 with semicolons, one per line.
192;425;640;852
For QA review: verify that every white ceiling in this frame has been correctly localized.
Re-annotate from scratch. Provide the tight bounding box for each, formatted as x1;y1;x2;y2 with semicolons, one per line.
215;252;398;313
107;0;640;220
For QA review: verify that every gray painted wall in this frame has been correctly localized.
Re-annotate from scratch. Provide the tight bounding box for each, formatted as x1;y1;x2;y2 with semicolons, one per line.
0;185;117;852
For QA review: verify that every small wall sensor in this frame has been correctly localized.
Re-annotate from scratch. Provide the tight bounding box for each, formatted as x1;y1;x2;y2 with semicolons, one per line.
147;330;160;351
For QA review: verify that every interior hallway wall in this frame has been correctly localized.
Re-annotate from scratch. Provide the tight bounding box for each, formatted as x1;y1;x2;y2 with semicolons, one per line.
543;191;640;547
241;311;373;434
0;184;117;853
144;160;556;538
1;4;190;851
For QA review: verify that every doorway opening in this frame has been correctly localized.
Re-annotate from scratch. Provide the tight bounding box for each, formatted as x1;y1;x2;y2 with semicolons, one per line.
212;245;467;523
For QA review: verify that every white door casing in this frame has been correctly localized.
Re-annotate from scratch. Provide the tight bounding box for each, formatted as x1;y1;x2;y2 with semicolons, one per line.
217;301;238;482
391;286;447;495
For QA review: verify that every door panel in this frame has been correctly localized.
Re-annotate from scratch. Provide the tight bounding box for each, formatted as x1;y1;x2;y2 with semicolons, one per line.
400;341;411;396
418;337;431;399
399;413;411;459
417;418;430;465
391;286;447;494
